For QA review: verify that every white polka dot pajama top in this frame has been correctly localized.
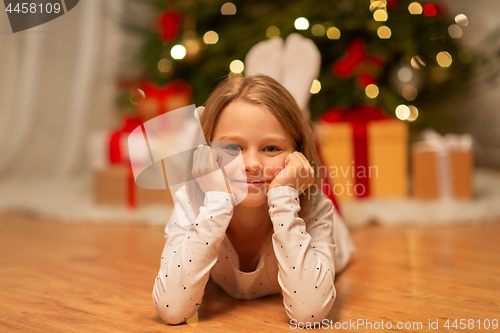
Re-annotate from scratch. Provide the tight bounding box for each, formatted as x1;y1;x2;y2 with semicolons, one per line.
153;185;355;325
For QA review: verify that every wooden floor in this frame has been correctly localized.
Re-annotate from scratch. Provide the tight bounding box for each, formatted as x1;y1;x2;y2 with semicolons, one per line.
1;213;499;333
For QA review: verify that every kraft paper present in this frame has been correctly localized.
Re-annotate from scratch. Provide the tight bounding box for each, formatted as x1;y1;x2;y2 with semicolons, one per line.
316;119;408;201
94;165;173;207
411;132;473;200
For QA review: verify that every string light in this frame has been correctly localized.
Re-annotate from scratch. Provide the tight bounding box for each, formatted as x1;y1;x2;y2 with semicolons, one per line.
395;105;410;120
365;84;379;98
203;31;219;44
370;1;386;12
408;2;422;15
311;24;325;36
373;9;388;22
171;45;186;60
436;51;452;67
230;59;244;73
266;26;280;38
326;27;341;39
294;17;309;30
377;26;391;39
221;2;236;15
310;79;321;94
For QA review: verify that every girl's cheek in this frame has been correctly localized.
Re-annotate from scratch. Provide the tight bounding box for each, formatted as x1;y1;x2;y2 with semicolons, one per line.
263;159;286;179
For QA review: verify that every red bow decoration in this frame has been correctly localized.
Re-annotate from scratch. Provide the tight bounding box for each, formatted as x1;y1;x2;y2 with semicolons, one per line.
135;80;192;123
332;39;385;88
156;10;182;43
320;105;388;198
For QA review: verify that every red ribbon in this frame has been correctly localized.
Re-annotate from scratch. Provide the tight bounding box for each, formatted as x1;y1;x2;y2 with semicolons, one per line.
319;105;388;198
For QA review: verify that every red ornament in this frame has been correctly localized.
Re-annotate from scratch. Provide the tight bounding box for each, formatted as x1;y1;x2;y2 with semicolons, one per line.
423;4;437;16
156;10;182;43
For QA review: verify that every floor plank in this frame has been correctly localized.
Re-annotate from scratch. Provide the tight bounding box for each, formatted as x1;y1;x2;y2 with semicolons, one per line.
1;212;499;332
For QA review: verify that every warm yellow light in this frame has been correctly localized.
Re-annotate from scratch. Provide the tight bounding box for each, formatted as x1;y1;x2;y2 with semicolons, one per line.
377;26;391;39
455;14;468;26
373;9;388;21
410;55;426;70
158;59;172;73
294;17;309;30
395;105;410;120
365;84;379;98
402;85;418;101
311;24;325;36
408;2;423;15
310;79;321;94
326;27;341;40
171;45;186;60
266;26;280;38
370;1;386;12
407;105;419;121
436;51;452;67
203;31;219;44
221;2;236;15
448;24;463;39
398;67;412;83
230;59;244;73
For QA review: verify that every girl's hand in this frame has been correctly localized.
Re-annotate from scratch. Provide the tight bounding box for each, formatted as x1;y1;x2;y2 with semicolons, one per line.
268;151;314;195
192;145;231;194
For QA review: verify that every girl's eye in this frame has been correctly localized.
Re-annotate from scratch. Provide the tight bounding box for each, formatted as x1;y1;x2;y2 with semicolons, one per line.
264;146;281;153
224;144;241;153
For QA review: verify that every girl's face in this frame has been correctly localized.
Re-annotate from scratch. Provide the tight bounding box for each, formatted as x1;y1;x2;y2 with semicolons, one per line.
211;100;296;208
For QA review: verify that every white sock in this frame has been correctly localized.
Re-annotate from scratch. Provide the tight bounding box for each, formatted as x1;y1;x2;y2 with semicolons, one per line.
244;37;284;83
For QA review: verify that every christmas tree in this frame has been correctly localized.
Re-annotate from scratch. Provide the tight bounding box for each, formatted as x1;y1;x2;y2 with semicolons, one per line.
118;0;474;134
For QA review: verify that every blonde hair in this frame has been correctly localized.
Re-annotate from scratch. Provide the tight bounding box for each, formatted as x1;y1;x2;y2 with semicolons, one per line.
185;74;323;222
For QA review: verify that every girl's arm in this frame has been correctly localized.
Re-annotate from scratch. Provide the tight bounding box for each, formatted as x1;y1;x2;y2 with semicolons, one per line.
267;186;336;323
152;190;234;324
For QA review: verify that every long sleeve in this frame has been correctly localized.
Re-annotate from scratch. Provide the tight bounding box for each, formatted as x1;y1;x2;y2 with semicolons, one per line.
267;186;336;322
152;189;234;324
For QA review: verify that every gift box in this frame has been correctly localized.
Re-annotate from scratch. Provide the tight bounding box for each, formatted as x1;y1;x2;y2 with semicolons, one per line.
94;165;174;207
316;106;408;201
411;130;473;200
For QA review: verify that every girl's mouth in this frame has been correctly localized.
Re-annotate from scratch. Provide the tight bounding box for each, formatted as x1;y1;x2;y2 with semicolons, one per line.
233;180;271;188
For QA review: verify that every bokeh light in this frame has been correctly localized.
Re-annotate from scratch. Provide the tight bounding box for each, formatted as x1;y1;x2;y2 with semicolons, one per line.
436;51;452;67
266;26;280;38
373;9;388;22
455;14;468;26
398;67;413;83
407;105;419;121
326;27;341;39
311;24;325;36
365;84;379;98
310;79;321;94
370;1;386;12
157;59;172;73
448;24;463;39
294;17;309;30
423;4;437;16
221;2;236;15
395;104;410;120
411;55;426;70
203;31;219;44
171;45;186;60
402;85;418;101
377;26;391;39
408;2;422;15
129;88;145;106
230;59;244;73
